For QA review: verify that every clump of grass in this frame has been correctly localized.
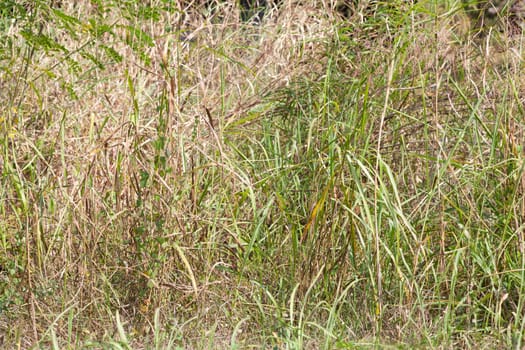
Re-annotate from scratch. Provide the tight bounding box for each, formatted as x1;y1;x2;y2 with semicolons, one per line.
1;0;525;348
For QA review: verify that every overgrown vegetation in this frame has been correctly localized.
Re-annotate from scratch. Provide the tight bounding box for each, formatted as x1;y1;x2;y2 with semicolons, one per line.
1;0;525;348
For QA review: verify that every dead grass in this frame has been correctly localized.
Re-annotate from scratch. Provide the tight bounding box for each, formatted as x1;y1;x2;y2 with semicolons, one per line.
1;0;525;348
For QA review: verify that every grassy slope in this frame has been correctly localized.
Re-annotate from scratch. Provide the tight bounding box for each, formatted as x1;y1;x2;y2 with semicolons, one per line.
1;0;525;348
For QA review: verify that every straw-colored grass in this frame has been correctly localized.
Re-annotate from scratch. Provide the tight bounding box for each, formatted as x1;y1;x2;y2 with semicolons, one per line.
1;0;525;348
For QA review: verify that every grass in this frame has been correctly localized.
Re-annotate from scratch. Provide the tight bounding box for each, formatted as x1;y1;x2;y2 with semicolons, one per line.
1;0;525;348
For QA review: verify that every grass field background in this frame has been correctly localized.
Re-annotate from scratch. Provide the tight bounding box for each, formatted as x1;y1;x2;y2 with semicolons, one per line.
1;0;525;348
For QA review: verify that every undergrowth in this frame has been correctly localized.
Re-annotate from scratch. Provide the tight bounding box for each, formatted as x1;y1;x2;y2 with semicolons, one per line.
1;0;524;348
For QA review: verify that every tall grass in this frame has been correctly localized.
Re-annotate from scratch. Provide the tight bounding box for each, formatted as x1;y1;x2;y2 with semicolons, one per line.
1;0;524;348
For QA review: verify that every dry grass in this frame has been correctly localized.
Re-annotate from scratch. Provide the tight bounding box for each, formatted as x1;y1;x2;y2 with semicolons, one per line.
1;0;525;348
0;1;347;347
